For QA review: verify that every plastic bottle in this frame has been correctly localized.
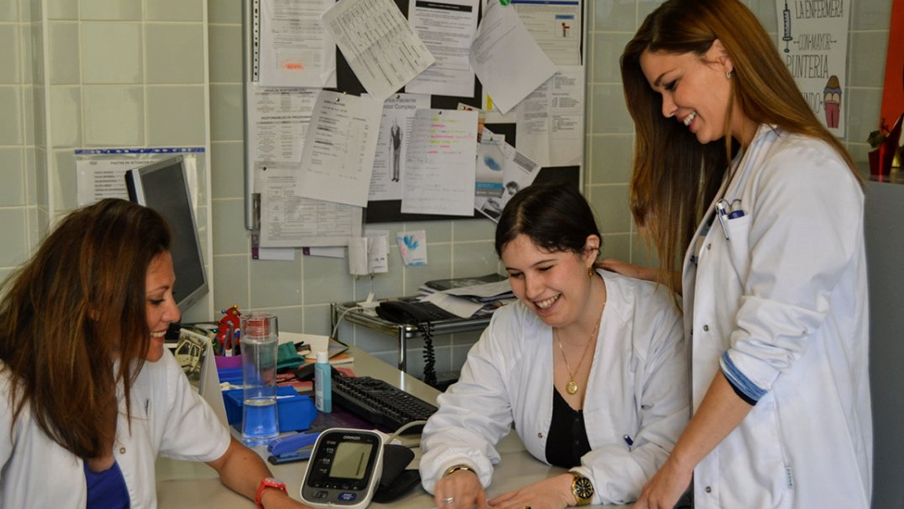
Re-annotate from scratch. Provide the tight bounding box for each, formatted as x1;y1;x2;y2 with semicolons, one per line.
315;351;332;413
240;312;279;445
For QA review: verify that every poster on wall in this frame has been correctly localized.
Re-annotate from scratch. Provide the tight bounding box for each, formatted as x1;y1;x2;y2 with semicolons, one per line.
776;0;850;136
880;0;904;130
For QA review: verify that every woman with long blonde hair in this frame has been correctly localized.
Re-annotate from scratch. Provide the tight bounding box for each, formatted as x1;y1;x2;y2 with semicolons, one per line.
607;0;871;507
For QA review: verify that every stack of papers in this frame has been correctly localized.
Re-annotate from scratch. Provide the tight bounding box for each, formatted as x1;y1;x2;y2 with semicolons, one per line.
419;273;515;318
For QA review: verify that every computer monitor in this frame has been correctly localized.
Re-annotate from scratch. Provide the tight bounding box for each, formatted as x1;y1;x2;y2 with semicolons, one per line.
125;155;209;313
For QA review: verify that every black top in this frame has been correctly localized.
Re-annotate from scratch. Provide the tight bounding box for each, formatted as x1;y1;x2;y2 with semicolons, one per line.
545;387;592;468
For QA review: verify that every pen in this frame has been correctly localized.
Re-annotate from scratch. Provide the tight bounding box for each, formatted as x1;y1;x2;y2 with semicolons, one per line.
715;200;730;240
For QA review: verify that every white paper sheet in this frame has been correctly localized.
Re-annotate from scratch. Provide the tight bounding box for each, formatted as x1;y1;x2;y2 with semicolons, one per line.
322;0;436;101
75;154;199;207
295;90;383;208
515;65;584;166
511;0;582;66
406;0;479;97
260;165;363;247
259;0;337;88
475;138;541;222
469;1;556;114
401;109;479;216
367;93;431;201
249;86;317;164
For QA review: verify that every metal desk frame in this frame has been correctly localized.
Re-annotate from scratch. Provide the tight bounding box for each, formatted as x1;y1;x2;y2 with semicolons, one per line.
330;300;491;373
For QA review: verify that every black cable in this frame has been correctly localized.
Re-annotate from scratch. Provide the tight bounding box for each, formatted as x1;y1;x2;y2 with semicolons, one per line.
417;322;437;388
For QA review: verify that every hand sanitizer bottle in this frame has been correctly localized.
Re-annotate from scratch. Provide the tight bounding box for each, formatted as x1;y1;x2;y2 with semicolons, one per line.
315;351;332;413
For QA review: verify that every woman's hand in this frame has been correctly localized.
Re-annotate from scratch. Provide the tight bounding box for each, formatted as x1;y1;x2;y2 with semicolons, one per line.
596;258;660;283
487;473;573;509
632;456;693;509
435;470;488;509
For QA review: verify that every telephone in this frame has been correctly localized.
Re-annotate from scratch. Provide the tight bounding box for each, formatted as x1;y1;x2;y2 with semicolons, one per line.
375;300;456;324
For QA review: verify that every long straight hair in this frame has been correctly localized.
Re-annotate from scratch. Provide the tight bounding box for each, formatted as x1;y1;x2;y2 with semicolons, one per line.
620;0;860;295
0;199;171;459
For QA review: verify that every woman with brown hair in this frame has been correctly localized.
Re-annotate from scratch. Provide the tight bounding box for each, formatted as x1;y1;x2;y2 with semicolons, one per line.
0;199;308;508
608;0;871;507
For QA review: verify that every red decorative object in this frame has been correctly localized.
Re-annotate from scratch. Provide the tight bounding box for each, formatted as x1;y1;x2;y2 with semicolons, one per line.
216;305;242;352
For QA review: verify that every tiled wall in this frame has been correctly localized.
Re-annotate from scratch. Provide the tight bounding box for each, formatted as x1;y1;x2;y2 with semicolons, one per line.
2;0;894;379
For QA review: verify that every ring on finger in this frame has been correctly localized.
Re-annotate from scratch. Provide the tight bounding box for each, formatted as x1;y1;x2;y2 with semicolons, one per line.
442;496;455;505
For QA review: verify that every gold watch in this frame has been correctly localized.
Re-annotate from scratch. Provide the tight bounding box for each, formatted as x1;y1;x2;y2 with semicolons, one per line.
569;472;594;506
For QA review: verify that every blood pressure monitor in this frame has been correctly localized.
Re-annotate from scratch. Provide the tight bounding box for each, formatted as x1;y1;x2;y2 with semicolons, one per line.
300;428;385;509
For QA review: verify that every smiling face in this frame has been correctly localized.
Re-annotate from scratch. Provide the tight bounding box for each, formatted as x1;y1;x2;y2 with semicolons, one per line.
640;40;753;146
501;234;597;329
144;251;181;362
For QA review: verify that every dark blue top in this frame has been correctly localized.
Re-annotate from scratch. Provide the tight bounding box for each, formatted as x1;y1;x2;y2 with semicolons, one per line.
84;459;130;509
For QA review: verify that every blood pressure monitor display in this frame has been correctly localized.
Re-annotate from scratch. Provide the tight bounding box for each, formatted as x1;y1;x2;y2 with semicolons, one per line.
300;428;384;509
330;442;373;480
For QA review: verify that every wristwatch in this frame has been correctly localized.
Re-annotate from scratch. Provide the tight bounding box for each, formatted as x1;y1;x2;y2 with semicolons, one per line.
569;472;594;506
255;477;288;509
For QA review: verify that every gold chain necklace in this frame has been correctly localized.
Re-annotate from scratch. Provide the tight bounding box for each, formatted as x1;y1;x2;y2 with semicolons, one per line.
554;300;605;395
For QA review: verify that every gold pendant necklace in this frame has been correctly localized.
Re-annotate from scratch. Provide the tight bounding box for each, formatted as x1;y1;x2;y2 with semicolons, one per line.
554;300;605;395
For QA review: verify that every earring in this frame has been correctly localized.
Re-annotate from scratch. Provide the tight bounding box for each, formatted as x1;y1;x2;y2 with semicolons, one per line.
588;268;595;278
726;70;734;79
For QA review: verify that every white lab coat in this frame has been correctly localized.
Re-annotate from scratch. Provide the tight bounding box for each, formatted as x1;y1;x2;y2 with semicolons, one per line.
420;270;688;505
684;124;871;508
0;348;231;508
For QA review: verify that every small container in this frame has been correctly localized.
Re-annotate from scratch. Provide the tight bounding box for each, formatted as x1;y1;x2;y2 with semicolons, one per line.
314;351;332;413
222;387;317;433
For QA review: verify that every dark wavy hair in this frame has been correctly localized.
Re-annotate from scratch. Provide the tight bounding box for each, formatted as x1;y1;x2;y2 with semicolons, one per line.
620;0;859;294
495;184;602;258
0;199;171;459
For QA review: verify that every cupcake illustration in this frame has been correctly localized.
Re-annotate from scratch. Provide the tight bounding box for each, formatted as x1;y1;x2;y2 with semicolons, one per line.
824;75;842;128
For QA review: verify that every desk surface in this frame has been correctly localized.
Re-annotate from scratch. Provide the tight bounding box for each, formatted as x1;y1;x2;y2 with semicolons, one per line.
156;346;631;508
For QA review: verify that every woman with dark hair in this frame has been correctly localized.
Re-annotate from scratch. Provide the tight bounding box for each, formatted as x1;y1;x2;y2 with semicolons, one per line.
419;185;688;508
0;199;308;508
608;0;871;507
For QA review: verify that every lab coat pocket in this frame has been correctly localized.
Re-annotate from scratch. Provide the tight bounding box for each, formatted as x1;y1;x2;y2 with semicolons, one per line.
744;396;792;508
724;214;752;282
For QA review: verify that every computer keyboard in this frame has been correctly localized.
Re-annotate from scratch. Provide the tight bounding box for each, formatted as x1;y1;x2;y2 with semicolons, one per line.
332;375;438;434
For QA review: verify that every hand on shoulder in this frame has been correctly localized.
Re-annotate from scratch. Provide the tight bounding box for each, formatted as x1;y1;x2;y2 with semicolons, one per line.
596;259;661;284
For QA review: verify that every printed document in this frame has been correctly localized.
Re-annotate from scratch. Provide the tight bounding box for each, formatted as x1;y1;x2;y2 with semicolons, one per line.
402;109;479;216
516;65;584;166
512;0;582;66
259;0;337;88
249;86;317;164
260;165;363;248
368;93;431;202
406;0;479;98
475;134;541;222
469;1;556;114
322;0;436;101
295;90;383;208
75;153;199;207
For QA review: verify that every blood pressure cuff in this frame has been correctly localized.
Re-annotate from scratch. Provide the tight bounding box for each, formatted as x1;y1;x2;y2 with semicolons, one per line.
372;444;420;503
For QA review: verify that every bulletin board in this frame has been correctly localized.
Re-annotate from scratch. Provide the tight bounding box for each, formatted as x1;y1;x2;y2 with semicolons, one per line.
242;0;585;230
